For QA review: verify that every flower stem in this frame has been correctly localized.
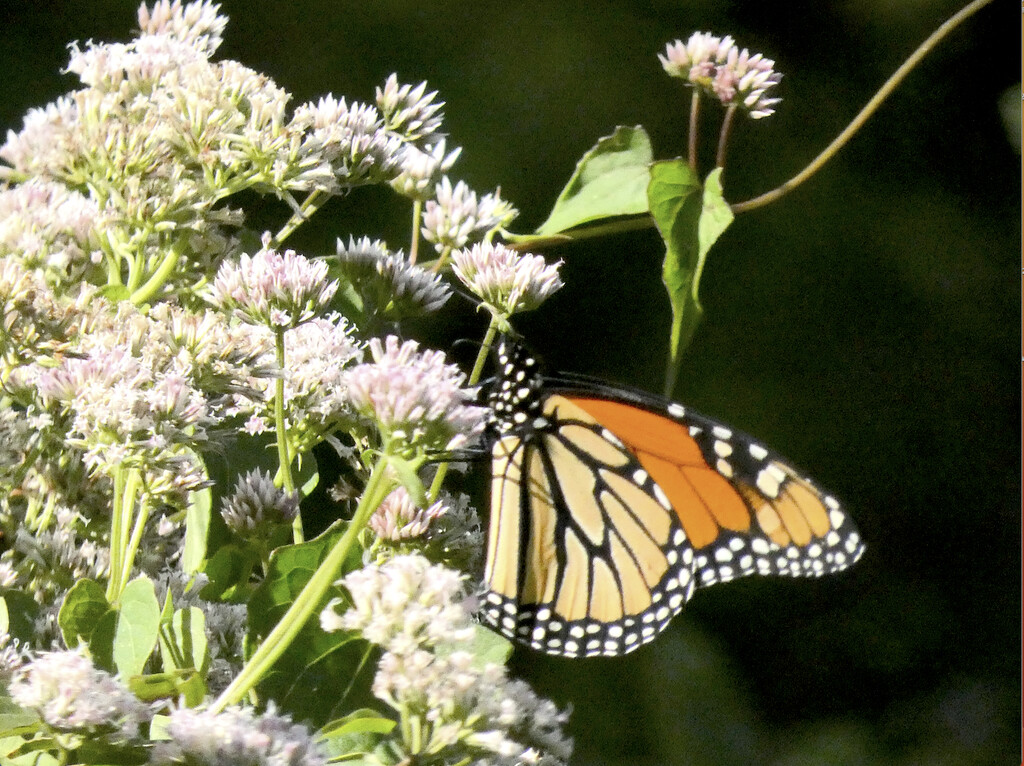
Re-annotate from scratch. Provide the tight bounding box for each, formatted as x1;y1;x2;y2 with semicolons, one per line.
119;494;152;590
716;104;738;170
211;453;396;712
272;329;301;543
730;0;995;214
273;190;326;246
409;199;423;265
428;314;500;501
130;239;182;305
688;89;701;172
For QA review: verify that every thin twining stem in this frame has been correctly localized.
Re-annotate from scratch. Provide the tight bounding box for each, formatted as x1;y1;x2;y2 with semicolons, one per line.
730;0;995;214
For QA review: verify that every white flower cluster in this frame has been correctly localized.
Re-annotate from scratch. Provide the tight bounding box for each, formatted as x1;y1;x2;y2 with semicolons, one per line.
422;177;519;253
452;242;564;318
369;486;449;541
344;336;488;453
323;554;572;764
659;32;782;118
9;650;150;741
152;704;327;766
336;236;451;317
207;236;338;330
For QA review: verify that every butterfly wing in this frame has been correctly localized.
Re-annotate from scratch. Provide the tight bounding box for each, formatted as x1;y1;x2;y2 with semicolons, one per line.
481;393;696;657
480;343;865;657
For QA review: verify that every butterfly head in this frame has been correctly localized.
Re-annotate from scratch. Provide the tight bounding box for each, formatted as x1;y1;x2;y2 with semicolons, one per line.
486;339;548;435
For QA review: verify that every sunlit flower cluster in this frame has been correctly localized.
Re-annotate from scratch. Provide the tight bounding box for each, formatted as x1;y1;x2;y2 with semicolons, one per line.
452;242;564;317
660;32;782;118
336;236;451;318
422;177;519;253
9;650;150;741
151;704;327;766
207;236;338;330
344;336;487;453
368;486;448;541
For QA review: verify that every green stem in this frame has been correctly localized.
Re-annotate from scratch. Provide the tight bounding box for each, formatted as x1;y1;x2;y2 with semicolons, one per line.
428;315;500;501
211;454;396;712
507;215;654;253
273;329;301;543
409;199;423;265
119;494;152;589
716;104;738;170
731;0;995;214
687;89;700;172
107;468;142;602
130;240;182;305
107;467;126;602
273;190;326;247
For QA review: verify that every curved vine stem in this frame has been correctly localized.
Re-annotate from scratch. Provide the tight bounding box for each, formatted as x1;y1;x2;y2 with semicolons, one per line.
730;0;995;214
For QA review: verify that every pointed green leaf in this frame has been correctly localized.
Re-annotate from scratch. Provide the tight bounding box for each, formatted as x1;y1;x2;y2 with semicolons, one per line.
198;543;259;602
0;695;40;736
0;591;37;646
113;576;160;679
294;451;319;499
648;162;733;394
387;455;425;507
319;709;396;755
128;670;205;706
168;607;209;677
530;125;653;237
183;482;211;575
57;579;110;649
89;609;118;672
247;522;372;725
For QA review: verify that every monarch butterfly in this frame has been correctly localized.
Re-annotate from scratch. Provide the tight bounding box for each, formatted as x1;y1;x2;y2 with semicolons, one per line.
479;338;865;657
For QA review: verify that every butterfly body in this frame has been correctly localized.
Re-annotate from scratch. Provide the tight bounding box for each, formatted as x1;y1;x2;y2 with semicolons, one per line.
480;340;865;658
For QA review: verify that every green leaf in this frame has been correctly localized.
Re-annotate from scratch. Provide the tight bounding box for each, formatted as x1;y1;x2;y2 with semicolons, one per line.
98;283;131;302
530;125;653;237
387;455;425;507
198;543;259;602
468;623;515;667
294;451;319;499
89;609;118;672
128;670;205;706
0;695;40;736
247;522;373;726
648;162;733;394
160;607;209;678
57;579;110;649
0;591;37;645
319;709;396;756
183;481;212;575
113;576;160;679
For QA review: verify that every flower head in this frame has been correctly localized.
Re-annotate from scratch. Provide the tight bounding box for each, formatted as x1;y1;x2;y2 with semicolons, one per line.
660;32;782;118
390;139;461;201
151;704;327;766
336;236;451;317
422;178;518;253
221;469;298;539
321;553;474;651
371;648;572;763
292;95;405;187
376;74;445;146
369;486;448;541
207;234;337;329
452;242;563;317
343;336;487;453
9;650;150;741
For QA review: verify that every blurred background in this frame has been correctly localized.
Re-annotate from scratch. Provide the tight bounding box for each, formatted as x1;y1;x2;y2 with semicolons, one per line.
1;1;1018;763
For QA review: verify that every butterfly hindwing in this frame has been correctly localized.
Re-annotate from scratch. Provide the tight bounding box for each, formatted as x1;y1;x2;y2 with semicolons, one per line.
480;340;865;657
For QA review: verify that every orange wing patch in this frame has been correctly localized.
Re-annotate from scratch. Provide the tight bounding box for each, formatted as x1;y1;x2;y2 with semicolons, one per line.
569;397;752;548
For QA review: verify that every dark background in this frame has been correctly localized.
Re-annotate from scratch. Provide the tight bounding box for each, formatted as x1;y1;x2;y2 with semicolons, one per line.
1;1;1019;764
